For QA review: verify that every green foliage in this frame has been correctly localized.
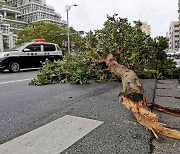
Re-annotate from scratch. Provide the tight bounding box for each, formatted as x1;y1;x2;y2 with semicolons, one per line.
17;22;67;45
173;67;180;79
0;1;6;5
7;15;15;20
30;54;98;85
31;14;178;86
80;14;177;79
17;22;81;53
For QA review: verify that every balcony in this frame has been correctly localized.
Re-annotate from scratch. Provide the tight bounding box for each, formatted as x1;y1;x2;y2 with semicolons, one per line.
6;15;15;20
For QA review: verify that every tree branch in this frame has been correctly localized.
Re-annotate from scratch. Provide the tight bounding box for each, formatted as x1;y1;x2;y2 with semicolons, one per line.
106;54;180;139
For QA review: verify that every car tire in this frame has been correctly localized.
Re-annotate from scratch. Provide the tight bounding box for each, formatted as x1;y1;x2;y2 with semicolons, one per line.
9;61;20;73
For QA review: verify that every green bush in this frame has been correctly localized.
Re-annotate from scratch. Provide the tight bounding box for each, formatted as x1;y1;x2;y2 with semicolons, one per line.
30;54;97;85
172;67;180;79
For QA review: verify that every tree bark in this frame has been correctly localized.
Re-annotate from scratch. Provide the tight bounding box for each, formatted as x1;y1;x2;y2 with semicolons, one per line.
106;54;180;139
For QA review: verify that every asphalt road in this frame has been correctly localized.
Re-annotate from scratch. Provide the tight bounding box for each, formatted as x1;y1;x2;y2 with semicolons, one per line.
0;70;157;154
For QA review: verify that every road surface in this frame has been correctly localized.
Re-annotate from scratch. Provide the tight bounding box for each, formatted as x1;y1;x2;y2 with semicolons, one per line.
0;70;158;153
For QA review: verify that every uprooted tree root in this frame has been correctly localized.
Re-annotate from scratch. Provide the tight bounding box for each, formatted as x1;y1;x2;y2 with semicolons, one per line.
106;54;180;139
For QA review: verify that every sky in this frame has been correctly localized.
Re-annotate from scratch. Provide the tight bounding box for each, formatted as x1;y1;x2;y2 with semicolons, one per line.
46;0;178;38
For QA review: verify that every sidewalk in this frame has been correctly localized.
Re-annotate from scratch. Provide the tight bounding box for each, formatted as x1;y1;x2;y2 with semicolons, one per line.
152;79;180;154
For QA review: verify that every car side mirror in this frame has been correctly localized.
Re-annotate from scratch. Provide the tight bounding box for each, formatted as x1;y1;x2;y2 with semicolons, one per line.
23;48;30;52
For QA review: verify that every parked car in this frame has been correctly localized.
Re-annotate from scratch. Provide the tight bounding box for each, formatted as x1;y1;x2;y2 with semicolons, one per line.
0;41;63;72
174;52;180;59
166;51;176;59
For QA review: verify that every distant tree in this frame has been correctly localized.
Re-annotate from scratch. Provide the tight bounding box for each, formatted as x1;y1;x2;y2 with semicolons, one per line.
17;22;81;53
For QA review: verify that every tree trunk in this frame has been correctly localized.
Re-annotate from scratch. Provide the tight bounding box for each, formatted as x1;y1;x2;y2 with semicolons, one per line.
106;54;180;139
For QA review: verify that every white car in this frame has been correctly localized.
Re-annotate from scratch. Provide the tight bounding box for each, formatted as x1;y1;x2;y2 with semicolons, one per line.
174;52;180;59
0;42;63;72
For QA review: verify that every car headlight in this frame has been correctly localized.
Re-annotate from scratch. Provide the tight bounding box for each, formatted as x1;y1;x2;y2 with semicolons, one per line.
0;53;9;58
4;53;9;57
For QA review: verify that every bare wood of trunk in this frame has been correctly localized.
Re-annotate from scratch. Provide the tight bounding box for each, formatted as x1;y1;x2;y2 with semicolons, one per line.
106;54;180;139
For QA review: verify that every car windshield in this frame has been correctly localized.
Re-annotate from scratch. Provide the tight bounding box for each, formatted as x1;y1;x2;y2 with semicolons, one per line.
8;43;27;51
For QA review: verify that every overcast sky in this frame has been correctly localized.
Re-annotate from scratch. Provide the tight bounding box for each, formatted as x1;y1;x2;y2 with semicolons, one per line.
46;0;178;38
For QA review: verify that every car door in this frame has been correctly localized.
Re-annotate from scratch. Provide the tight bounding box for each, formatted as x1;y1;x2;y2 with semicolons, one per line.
42;44;56;62
22;44;42;67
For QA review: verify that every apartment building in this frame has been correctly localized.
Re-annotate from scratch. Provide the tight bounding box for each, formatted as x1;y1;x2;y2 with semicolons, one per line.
140;21;151;36
178;0;180;21
17;4;61;24
0;0;64;52
6;0;62;24
0;0;28;52
168;21;180;50
168;0;180;51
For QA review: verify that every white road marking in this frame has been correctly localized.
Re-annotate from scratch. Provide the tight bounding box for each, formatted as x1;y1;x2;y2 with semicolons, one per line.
0;78;33;85
0;115;103;154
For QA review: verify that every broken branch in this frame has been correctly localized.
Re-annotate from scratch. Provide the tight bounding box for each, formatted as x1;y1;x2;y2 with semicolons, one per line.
106;54;180;139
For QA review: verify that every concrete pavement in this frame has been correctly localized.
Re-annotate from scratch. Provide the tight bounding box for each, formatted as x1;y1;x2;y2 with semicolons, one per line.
152;79;180;154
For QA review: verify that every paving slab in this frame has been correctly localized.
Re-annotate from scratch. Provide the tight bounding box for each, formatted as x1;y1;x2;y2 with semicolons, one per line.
156;83;177;89
154;96;180;109
152;79;180;154
157;80;179;85
155;89;179;97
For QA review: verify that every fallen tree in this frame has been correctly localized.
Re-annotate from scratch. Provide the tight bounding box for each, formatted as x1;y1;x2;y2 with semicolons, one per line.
30;14;180;139
106;54;180;139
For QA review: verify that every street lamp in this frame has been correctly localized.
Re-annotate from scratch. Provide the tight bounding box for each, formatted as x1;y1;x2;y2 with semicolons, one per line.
65;4;77;54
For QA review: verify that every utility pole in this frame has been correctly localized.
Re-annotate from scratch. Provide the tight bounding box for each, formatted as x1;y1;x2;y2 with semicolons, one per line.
65;4;77;54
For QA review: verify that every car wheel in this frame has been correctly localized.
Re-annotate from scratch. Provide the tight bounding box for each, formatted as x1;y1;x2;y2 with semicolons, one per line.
9;62;20;73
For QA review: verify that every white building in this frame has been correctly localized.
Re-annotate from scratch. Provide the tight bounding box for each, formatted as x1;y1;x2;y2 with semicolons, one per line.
168;21;180;50
179;0;180;20
0;1;28;52
6;0;62;25
140;21;151;36
0;0;65;52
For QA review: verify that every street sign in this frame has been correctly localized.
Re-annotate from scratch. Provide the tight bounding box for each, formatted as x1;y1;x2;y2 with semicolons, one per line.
77;31;84;36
